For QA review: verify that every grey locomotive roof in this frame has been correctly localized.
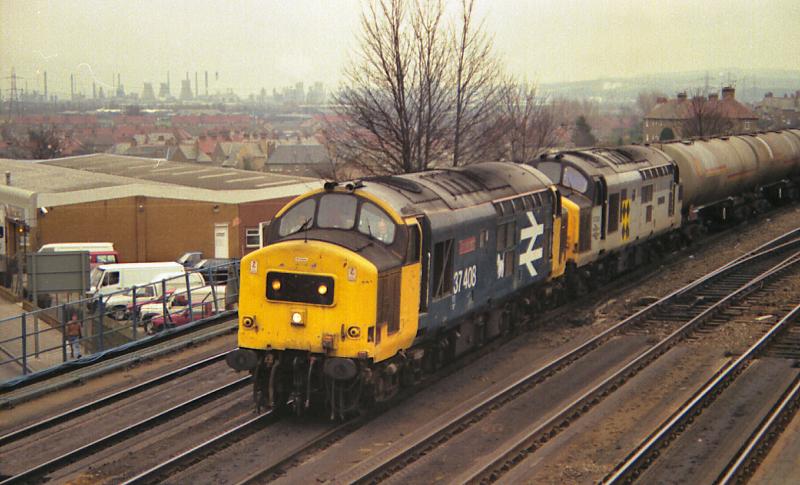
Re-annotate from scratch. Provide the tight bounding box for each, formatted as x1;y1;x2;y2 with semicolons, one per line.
539;146;674;178
359;162;553;217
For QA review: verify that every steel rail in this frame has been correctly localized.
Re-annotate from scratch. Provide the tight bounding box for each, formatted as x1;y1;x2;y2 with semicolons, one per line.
0;350;230;447
343;238;800;484
233;422;351;485
718;374;800;484
459;252;800;485
603;300;800;484
0;375;250;485
121;408;281;485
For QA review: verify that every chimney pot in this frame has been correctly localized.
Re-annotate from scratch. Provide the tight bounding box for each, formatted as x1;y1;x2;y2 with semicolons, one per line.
722;86;735;100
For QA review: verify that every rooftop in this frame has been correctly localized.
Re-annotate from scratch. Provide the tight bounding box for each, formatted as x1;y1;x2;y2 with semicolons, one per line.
267;144;330;166
44;153;312;191
0;154;320;208
646;88;758;121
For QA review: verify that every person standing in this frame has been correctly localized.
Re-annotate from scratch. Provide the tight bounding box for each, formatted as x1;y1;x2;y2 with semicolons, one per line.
66;313;82;359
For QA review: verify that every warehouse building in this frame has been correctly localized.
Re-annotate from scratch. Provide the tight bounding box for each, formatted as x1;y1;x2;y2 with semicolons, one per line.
0;154;320;266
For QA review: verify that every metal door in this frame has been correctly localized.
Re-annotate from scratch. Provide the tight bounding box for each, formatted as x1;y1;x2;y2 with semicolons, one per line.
214;224;229;258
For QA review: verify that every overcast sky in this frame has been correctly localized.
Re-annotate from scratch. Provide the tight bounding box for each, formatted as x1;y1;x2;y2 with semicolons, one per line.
1;0;798;97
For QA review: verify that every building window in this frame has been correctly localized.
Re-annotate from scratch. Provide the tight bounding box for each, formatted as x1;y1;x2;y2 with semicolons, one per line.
245;228;260;248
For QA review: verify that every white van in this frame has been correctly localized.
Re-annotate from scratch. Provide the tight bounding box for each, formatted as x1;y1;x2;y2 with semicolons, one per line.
89;262;186;297
39;242;120;267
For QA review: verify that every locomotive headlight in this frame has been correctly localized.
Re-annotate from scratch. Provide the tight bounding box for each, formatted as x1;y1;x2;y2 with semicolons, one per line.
291;312;304;325
317;284;328;295
271;279;281;291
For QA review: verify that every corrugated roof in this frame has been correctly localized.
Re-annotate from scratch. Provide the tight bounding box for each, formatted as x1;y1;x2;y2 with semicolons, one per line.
0;155;321;208
0;157;159;194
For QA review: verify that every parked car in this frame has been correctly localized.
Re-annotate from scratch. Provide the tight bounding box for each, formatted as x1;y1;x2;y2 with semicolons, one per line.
139;282;225;328
109;271;207;321
177;251;203;269
94;264;203;320
148;289;226;332
192;258;237;285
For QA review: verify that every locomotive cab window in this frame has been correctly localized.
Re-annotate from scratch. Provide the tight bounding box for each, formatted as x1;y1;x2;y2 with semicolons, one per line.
278;199;316;236
562;166;588;193
318;193;357;230
358;202;396;244
537;162;562;184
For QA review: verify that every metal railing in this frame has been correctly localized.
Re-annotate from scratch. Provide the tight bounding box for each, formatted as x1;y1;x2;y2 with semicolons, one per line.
0;260;240;385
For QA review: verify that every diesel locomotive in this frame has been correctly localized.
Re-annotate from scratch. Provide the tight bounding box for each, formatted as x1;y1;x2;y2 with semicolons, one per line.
227;129;800;417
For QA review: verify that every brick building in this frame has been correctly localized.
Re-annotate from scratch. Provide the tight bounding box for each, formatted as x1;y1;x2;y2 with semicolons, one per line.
0;154;319;266
755;91;800;129
643;87;759;142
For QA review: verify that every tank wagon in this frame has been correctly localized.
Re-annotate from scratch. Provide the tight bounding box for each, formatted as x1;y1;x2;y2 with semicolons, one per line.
228;130;800;417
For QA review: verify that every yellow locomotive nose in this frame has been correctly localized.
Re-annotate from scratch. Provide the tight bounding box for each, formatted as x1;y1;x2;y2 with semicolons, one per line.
237;239;381;358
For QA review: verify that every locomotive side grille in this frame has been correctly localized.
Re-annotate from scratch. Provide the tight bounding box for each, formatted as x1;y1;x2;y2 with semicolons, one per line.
377;269;402;335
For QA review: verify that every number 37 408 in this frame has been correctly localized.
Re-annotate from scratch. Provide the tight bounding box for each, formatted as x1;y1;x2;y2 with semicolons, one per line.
453;265;477;295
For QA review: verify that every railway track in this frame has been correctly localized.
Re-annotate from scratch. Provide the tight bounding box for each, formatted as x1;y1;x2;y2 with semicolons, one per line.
0;351;228;445
3;224;797;483
326;229;800;484
0;353;247;484
604;302;800;484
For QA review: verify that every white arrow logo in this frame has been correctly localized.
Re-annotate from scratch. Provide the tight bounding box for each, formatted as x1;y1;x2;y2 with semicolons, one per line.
519;211;543;276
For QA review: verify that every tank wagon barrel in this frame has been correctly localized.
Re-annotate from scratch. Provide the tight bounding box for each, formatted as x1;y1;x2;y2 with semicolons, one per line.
655;129;800;212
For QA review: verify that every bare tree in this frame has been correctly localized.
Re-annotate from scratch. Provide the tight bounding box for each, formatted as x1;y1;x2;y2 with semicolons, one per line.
494;79;559;163
329;0;501;174
315;123;352;181
450;0;501;166
331;0;417;175
411;0;451;170
681;89;733;137
330;0;454;175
